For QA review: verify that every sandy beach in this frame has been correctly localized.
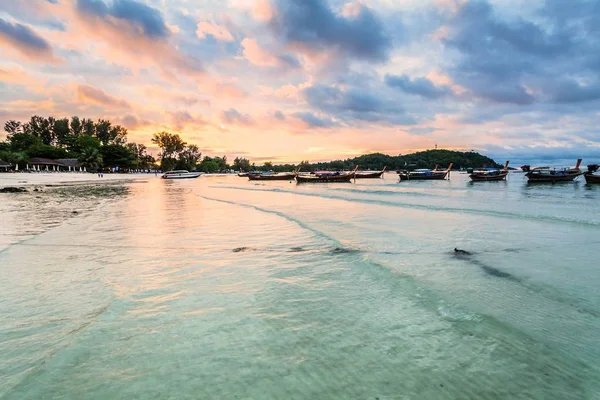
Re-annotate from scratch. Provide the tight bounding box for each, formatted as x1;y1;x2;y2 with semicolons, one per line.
0;172;154;188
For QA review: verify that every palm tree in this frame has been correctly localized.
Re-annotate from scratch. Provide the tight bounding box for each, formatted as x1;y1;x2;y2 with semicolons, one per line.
78;147;103;171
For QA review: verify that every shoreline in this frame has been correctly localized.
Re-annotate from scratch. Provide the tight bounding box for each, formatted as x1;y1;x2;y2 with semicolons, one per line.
0;172;154;189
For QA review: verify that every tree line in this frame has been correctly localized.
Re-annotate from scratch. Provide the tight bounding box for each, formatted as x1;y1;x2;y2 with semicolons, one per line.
1;116;155;171
2;117;500;173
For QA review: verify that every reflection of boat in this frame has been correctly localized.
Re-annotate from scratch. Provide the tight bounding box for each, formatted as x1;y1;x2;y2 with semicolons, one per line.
526;159;583;183
248;172;296;181
398;163;453;181
584;164;600;184
296;167;357;183
354;166;386;179
161;170;202;179
469;161;510;181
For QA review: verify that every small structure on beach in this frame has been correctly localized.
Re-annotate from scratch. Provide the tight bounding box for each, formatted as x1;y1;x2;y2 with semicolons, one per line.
0;160;11;171
57;158;81;171
28;157;64;171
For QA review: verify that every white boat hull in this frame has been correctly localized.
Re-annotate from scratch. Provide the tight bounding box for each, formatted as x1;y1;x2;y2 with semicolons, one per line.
161;172;202;179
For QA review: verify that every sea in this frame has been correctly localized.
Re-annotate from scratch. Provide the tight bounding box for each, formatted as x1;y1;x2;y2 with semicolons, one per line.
1;172;599;399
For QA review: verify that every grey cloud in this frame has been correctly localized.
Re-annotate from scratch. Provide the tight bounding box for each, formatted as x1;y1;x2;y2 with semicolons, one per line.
293;112;335;128
302;84;411;125
0;18;54;57
440;0;585;105
385;74;451;99
76;0;169;39
269;0;392;62
274;110;285;120
222;108;253;125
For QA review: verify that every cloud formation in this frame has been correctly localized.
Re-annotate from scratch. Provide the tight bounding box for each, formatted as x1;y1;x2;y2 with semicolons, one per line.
222;108;253;125
0;18;56;61
268;0;392;62
77;84;131;109
385;74;451;99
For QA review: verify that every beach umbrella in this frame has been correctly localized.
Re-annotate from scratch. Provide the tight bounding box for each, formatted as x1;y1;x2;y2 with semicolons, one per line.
83;166;86;172
68;166;71;172
15;163;18;171
26;164;29;170
46;165;49;171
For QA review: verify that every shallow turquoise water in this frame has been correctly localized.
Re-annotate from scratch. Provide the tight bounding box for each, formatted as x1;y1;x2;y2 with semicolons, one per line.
1;173;599;399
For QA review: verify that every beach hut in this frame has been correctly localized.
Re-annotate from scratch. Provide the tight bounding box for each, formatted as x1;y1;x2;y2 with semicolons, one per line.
0;160;11;172
57;159;80;172
28;157;64;171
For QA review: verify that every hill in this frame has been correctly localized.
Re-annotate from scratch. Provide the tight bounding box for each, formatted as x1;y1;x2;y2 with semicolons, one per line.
280;150;500;172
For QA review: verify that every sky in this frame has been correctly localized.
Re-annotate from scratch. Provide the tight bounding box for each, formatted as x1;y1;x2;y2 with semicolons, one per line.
1;0;599;164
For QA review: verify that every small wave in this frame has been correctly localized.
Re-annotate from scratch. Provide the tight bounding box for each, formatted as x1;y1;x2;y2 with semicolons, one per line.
210;185;600;227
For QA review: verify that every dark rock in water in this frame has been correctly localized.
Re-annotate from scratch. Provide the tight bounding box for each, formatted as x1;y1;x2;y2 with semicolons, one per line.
330;247;360;254
454;248;471;255
72;211;79;215
289;247;305;252
0;187;27;193
232;247;250;253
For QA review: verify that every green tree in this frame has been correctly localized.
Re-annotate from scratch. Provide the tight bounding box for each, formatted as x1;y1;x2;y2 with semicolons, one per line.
101;144;136;170
151;131;186;171
70;116;83;137
176;145;202;171
95;119;112;145
6;133;42;152
82;118;95;136
72;134;101;155
53;118;71;148
198;157;219;173
79;147;103;171
27;143;69;159
232;157;251;172
4;120;23;137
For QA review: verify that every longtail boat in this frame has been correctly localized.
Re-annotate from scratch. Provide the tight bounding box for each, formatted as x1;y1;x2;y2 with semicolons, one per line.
398;163;453;181
248;172;296;181
526;159;583;183
469;161;510;181
296;167;358;183
584;164;600;184
354;166;386;179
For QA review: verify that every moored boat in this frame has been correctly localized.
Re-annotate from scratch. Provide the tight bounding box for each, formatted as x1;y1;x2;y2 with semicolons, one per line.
398;163;453;181
296;167;358;183
248;172;297;181
584;164;600;184
526;159;583;183
354;166;386;179
161;170;202;179
469;161;510;181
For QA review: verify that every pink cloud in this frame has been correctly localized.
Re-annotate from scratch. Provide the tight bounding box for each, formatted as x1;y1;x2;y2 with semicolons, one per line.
241;38;280;67
76;84;131;109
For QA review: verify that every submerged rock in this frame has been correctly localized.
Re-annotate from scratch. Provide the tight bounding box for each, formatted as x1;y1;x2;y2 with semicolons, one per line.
0;187;27;193
232;247;250;253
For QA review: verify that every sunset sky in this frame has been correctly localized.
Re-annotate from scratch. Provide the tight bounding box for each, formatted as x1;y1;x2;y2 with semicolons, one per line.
1;0;599;164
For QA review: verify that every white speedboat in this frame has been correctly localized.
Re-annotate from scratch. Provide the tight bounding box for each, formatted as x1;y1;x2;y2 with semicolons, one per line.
161;170;202;179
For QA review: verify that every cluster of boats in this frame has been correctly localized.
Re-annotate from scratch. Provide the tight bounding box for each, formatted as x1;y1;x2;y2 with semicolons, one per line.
237;158;600;184
162;159;600;184
238;166;387;183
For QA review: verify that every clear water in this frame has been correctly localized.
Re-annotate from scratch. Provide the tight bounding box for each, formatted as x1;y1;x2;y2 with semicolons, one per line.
1;173;599;399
